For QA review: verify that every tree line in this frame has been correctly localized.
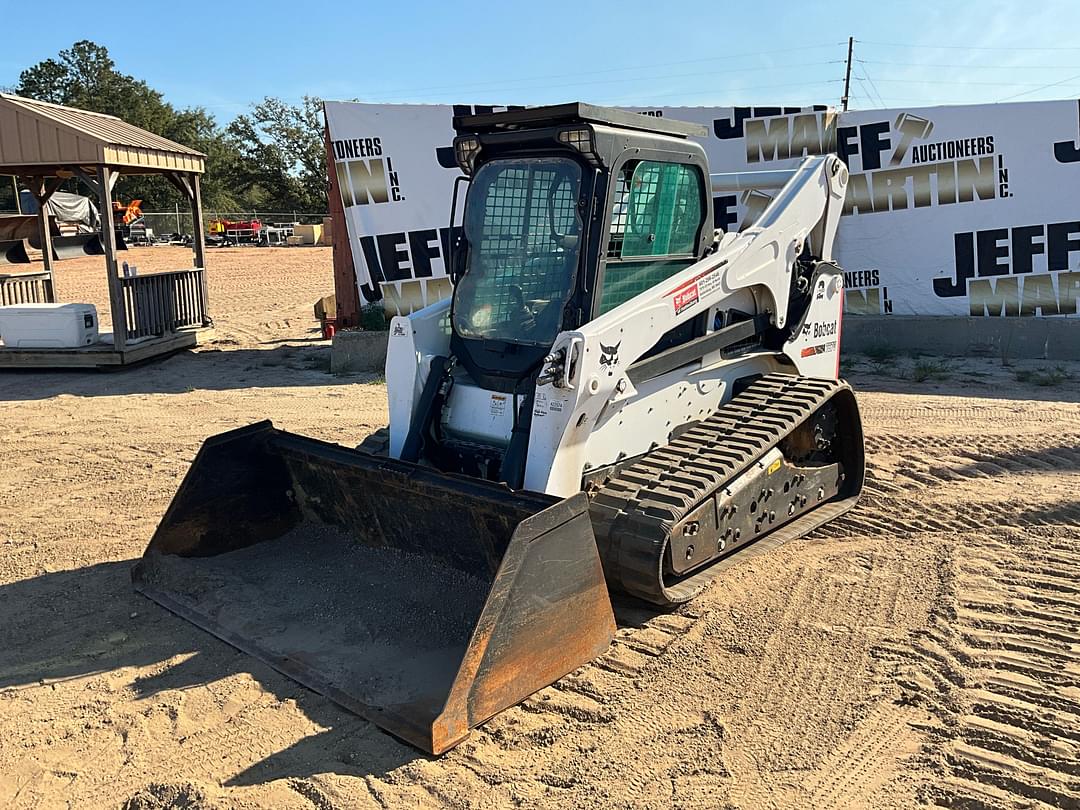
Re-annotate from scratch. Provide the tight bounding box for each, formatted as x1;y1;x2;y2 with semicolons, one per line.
6;41;328;217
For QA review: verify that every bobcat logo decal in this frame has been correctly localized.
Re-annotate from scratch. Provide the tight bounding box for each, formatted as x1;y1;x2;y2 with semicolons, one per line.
599;341;621;372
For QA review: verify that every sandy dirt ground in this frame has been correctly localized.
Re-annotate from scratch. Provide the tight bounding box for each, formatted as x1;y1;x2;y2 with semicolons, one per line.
1;247;1078;809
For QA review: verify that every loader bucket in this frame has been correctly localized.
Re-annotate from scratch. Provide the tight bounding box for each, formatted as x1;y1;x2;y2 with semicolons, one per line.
0;239;31;265
51;233;107;259
0;214;45;242
133;421;615;754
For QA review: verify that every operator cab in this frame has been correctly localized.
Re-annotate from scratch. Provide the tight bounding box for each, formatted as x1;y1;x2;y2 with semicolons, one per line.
401;104;714;486
448;103;713;391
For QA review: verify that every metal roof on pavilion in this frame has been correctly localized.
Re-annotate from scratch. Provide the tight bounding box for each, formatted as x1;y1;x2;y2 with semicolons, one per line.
0;93;205;175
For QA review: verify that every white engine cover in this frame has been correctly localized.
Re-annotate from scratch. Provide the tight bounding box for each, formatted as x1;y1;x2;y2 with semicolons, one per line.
441;383;517;446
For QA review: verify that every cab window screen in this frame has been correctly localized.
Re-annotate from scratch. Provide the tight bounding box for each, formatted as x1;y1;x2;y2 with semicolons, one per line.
453;158;583;345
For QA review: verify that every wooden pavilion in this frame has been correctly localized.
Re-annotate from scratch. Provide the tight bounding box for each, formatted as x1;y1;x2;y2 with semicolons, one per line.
0;93;211;367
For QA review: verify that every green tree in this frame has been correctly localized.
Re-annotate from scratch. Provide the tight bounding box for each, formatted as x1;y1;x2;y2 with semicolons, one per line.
18;41;185;148
225;96;327;213
12;41;329;218
14;41;244;211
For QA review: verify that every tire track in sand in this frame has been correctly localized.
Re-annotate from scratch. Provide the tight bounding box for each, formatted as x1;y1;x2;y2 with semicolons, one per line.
879;525;1080;809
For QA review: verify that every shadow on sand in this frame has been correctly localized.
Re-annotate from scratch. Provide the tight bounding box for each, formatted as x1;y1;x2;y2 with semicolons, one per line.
0;342;382;402
0;552;673;789
0;558;425;784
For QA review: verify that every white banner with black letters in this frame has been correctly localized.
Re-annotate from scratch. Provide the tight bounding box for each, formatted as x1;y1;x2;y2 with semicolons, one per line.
324;99;1080;318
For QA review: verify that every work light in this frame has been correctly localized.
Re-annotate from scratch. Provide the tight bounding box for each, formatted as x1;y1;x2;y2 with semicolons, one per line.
454;136;481;176
557;126;600;165
557;128;592;151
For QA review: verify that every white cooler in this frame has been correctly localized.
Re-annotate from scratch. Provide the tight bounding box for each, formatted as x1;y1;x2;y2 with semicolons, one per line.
0;303;100;348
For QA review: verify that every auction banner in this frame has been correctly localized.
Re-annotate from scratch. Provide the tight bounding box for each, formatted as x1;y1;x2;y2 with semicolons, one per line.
836;101;1080;317
323;103;464;314
324;99;1080;318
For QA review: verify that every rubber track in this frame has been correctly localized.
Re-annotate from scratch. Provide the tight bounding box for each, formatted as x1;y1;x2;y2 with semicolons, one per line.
590;373;859;605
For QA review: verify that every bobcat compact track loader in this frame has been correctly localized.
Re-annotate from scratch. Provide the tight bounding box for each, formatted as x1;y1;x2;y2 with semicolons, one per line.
134;103;865;754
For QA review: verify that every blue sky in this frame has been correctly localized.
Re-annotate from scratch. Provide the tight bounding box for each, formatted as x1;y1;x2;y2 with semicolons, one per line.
3;0;1079;120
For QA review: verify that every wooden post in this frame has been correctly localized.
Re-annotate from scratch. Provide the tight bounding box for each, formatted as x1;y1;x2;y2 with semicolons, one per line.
190;173;211;326
32;178;56;287
324;119;361;327
98;165;128;351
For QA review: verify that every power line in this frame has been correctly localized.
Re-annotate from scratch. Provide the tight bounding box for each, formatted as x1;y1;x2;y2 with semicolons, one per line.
857;39;1080;51
998;71;1080;101
855;60;889;107
848;42;1080;106
838;89;1080;104
381;68;844;104
844;95;969;104
853;77;882;109
605;79;842;104
862;59;1080;70
372;68;844;103
849;78;869;108
857;76;1076;87
362;43;843;101
849;42;1080;106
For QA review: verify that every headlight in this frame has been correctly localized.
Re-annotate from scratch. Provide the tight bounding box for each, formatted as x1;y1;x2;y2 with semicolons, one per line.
454;136;481;176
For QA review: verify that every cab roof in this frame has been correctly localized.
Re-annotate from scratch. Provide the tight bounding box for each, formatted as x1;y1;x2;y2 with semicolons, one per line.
454;102;707;139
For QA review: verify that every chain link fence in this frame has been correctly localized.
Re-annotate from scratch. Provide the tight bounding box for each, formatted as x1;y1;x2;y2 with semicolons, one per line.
139;211;329;240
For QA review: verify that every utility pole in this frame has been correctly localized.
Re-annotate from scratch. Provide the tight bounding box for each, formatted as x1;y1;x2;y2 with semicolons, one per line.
841;37;854;112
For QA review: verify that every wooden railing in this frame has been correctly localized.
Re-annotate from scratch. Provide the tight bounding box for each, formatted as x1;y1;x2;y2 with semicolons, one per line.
121;268;207;341
0;271;55;305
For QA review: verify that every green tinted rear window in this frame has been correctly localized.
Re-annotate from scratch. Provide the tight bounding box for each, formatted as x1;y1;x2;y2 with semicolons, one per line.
607;161;703;259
